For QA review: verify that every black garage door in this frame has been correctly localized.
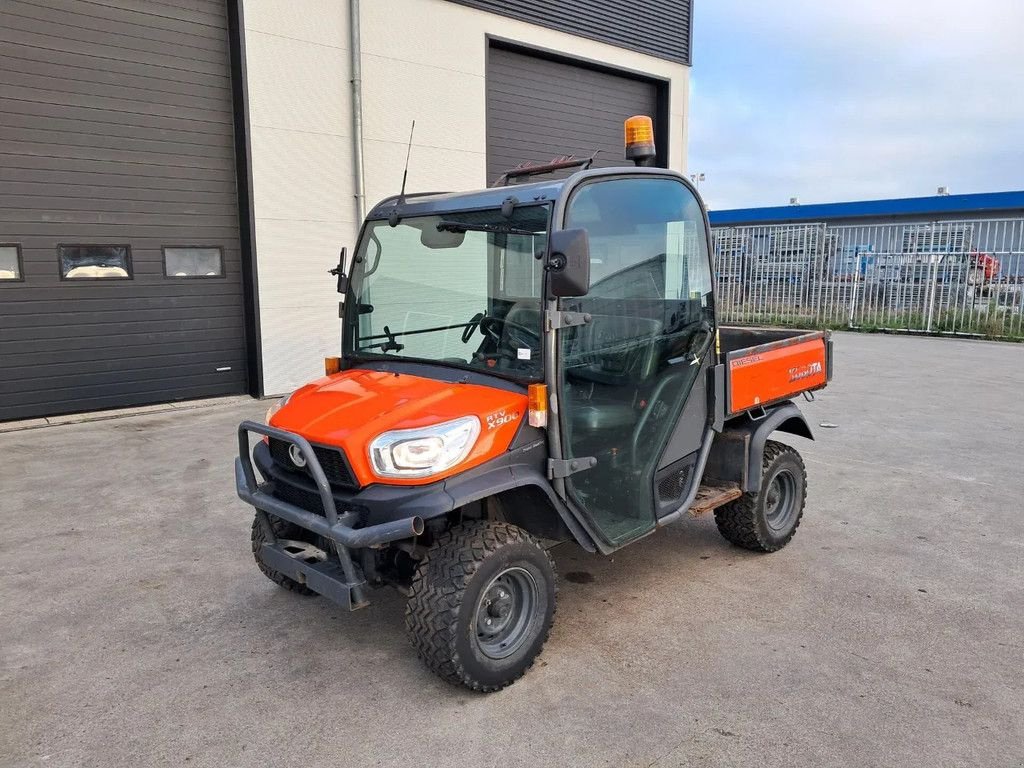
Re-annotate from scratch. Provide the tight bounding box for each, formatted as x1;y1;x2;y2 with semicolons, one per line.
0;0;247;422
486;45;665;184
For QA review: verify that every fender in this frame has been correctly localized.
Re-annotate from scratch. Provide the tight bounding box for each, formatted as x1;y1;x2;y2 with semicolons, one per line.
252;437;598;553
706;402;814;493
745;402;814;492
442;455;598;553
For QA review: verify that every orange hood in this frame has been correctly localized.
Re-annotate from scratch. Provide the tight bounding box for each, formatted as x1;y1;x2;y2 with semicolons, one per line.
269;368;527;486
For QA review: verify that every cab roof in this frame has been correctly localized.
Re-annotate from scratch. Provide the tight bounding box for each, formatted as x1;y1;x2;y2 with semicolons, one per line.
364;167;692;222
365;179;567;220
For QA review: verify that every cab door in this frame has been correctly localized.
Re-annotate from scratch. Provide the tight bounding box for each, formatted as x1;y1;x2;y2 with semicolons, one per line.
556;176;715;547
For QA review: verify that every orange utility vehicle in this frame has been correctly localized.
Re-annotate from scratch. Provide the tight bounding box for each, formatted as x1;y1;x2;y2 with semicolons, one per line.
235;117;833;691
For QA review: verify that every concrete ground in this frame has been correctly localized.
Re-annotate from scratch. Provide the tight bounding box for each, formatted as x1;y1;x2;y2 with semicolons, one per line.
1;332;1022;768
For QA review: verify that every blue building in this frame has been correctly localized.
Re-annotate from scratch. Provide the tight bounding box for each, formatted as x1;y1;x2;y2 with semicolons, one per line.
708;190;1024;228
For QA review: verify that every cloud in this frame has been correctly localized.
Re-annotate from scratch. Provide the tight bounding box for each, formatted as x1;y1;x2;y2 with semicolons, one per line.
688;0;1024;209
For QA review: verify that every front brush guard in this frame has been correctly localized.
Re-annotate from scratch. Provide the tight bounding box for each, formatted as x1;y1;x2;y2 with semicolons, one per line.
235;420;424;609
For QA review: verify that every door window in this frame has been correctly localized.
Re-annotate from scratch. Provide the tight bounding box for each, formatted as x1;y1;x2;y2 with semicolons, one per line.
59;245;132;280
164;247;224;277
0;245;21;281
559;177;714;545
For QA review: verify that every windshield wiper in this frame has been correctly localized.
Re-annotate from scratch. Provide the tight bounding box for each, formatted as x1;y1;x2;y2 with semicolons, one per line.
436;221;539;236
359;325;405;354
356;320;475;354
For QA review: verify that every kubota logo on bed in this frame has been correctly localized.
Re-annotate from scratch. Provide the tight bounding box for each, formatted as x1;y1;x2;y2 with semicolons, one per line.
788;361;823;382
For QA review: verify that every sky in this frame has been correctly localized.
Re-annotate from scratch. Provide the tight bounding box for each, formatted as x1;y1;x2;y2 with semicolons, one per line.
687;0;1024;210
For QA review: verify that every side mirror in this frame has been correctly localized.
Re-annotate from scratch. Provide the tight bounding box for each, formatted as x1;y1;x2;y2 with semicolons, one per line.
547;228;590;297
329;247;349;294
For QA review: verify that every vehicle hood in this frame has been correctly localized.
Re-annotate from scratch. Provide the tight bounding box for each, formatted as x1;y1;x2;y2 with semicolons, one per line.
269;368;528;486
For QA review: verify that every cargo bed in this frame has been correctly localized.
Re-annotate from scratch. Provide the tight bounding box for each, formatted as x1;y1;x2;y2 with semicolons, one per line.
718;327;832;417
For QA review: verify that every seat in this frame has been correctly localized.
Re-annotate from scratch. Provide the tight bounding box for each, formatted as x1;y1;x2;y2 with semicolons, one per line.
565;312;662;386
562;310;663;437
571;402;637;432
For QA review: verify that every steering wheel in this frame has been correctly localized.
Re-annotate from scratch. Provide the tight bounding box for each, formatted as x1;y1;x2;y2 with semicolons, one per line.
462;312;486;343
479;315;503;345
478;316;541;362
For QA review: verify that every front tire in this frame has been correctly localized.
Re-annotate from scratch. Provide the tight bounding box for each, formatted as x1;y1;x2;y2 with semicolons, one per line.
714;440;807;552
406;521;556;692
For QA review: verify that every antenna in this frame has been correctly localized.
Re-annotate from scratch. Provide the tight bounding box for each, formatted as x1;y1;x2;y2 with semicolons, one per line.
389;120;416;227
400;120;415;198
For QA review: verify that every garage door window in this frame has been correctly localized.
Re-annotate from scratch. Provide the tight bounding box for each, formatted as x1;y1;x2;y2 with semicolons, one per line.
163;246;224;278
0;245;22;281
59;245;132;280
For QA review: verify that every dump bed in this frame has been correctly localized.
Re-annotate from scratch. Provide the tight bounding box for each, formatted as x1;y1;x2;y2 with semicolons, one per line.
718;327;832;417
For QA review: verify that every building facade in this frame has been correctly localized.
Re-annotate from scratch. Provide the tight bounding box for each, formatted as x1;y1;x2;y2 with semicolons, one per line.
0;0;693;421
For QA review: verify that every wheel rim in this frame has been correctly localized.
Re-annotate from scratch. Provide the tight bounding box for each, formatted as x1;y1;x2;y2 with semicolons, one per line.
473;567;539;660
764;469;798;533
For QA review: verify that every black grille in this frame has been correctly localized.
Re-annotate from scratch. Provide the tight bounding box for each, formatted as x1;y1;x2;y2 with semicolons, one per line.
272;480;325;515
268;438;358;489
657;465;692;503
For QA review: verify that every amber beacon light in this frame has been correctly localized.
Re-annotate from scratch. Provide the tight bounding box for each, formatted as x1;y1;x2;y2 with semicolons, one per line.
624;115;656;166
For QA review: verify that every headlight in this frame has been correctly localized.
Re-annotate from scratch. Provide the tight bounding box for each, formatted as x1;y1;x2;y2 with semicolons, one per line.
369;416;481;479
264;393;291;424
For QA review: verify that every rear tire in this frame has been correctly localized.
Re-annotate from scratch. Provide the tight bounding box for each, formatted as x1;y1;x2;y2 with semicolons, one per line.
714;440;807;552
405;521;556;692
250;512;319;596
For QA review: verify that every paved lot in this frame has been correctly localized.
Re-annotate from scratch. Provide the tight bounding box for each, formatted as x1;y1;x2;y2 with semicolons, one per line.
2;332;1022;768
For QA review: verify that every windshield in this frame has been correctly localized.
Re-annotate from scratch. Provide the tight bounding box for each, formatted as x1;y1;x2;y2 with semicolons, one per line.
344;205;550;380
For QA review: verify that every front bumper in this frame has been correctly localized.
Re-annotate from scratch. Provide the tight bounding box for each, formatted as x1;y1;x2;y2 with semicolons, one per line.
235;420;425;609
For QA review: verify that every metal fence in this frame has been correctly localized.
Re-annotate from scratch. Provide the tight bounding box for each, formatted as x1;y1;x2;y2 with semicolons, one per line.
711;218;1024;339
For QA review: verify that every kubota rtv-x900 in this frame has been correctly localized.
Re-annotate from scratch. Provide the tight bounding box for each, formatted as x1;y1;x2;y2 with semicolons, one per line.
235;117;833;691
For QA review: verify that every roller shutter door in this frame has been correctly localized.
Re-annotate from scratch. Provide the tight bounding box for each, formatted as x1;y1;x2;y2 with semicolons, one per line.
0;0;247;421
486;45;663;184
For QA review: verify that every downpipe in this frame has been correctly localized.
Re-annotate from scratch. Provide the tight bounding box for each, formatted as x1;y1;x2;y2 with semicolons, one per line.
349;0;366;222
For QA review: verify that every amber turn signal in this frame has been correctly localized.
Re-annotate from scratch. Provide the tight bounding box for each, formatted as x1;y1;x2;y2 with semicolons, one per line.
528;383;548;428
324;356;342;375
